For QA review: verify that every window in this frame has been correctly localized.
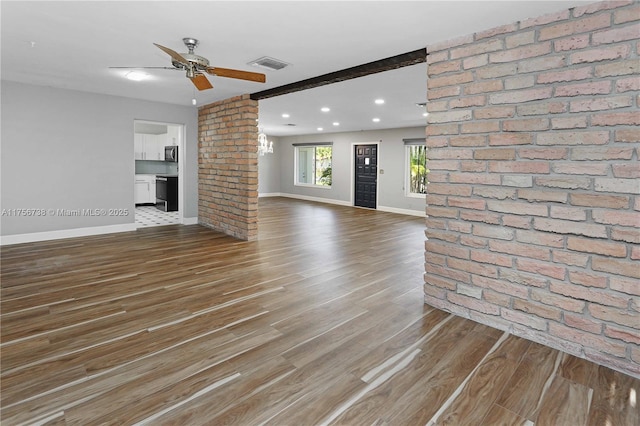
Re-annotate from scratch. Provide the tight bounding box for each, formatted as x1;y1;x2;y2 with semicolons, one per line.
294;143;332;188
405;138;427;197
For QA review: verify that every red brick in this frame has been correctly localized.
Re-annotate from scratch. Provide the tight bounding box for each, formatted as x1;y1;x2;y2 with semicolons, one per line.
592;22;640;45
616;76;640;92
521;9;571;29
553;162;608;176
464;80;504;95
553;250;590;267
549;206;588;221
551;281;630;308
428;148;474;160
604;325;640;345
536;131;609;146
592;256;640;279
427;123;459;136
489;240;550;261
551;116;588;130
450;39;504;59
611;228;640;244
470;250;513;267
574;1;633;17
461;121;501;134
613;4;640;24
503;118;549;132
448;257;498;278
483;289;511;307
489;161;550;174
487;200;548;217
554;34;590;51
518;56;567;73
536;176;590;191
564;313;603;334
428;86;461;100
571;147;634;161
515;229;564;247
531;288;585;313
590;304;639;328
592;210;640;227
570;193;630;209
489;133;533;146
538;13;611;41
460;161;486;172
426;241;470;260
474;106;515;119
518;258;566;279
592;111;640;126
428;71;474;89
474;187;517;200
501;308;548;330
427;183;472;196
426;206;459;219
429;60;462;76
610;276;640;296
449;135;486;147
506;31;536;49
428;110;472;124
612;163;640;178
519;147;568;160
448;292;500;315
554;81;612;97
570;45;630;64
537;66;593;83
490;87;553;104
426;160;458;171
449;173;501;185
460;212;502;227
474;148;516;160
448;196;487;211
460;235;488;248
518;189;567;203
606;175;640;195
615;128;640;142
463;54;488;70
518;102;567;116
570;95;633;112
595;59;640;77
427;50;449;64
476;64;517;79
489;43;552;63
534;218;608;238
567;236;628;257
450;96;486;109
569;270;608;288
427;101;448;113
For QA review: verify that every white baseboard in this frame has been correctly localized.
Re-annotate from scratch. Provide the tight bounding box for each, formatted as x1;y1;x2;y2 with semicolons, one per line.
258;192;282;198
378;205;425;217
275;193;352;207
182;217;198;225
0;223;137;246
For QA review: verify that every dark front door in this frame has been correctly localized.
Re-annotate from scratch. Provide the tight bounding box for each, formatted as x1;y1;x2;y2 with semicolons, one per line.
354;144;378;209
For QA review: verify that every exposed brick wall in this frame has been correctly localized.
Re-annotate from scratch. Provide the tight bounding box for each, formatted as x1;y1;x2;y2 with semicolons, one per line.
198;94;259;241
424;1;639;377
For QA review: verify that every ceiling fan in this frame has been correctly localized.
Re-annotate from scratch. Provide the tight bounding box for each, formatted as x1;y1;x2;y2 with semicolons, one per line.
112;38;266;90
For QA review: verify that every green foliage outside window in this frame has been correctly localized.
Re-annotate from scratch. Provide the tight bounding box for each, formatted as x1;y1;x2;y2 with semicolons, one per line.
409;145;427;194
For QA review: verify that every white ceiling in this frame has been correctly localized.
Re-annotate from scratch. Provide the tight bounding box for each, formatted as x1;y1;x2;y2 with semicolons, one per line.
2;1;588;136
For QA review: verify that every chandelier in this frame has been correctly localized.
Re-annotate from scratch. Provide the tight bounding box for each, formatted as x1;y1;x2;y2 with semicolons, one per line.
258;129;274;156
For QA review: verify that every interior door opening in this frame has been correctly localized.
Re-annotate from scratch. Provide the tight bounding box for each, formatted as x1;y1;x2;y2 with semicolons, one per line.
133;120;184;228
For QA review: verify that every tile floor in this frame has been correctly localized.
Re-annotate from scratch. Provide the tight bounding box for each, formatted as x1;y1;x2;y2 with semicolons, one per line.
135;205;180;228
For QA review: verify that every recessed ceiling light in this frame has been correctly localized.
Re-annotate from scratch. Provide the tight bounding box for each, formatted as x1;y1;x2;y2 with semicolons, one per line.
321;107;330;112
282;113;290;118
333;122;340;126
423;112;429;117
317;127;324;131
375;99;385;105
372;118;380;122
125;71;148;81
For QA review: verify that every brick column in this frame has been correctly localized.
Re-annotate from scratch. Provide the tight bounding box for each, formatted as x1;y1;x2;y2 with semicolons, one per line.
198;94;259;241
424;1;639;377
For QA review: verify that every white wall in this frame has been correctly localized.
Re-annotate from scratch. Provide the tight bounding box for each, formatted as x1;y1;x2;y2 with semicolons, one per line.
1;81;198;239
258;126;427;213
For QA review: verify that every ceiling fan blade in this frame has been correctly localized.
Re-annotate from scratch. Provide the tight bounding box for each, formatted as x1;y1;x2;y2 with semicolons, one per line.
206;67;266;83
190;74;213;91
154;43;189;65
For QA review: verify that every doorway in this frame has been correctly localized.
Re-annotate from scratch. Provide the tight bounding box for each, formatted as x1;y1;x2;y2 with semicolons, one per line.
133;120;184;228
354;144;378;209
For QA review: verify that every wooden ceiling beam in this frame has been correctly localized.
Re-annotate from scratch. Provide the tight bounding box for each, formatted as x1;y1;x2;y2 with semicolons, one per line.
249;48;426;101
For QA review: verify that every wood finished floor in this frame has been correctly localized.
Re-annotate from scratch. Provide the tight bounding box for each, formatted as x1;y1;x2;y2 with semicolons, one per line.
1;197;638;425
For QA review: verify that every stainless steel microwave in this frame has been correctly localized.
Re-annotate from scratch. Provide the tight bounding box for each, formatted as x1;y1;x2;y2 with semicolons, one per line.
164;146;178;162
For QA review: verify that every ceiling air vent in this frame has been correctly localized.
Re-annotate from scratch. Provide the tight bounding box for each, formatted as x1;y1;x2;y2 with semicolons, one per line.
248;56;290;71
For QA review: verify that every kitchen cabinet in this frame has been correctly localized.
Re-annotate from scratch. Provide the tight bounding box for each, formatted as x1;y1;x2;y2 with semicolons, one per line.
135;174;156;204
134;133;165;161
166;126;179;146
